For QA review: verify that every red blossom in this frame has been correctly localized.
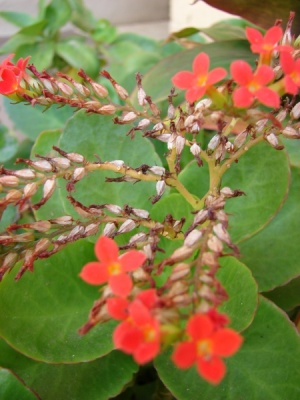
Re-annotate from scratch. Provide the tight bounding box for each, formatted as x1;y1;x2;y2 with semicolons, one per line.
0;54;30;95
113;300;160;364
79;236;146;297
280;52;300;95
230;60;279;108
246;26;291;60
172;314;243;385
172;52;227;103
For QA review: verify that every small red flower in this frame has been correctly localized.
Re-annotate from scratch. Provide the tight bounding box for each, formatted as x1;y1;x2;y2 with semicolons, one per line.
230;60;279;108
280;52;300;95
172;314;243;385
113;300;160;364
246;26;291;61
0;54;30;95
79;236;146;297
172;52;227;103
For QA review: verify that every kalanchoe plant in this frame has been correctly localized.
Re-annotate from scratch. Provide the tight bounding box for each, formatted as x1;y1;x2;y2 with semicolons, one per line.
0;11;300;400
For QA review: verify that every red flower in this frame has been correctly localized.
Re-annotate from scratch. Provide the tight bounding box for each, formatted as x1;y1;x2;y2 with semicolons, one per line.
230;60;279;108
0;54;30;95
79;236;146;297
280;52;300;95
172;52;227;103
172;314;243;385
246;26;291;63
113;300;160;364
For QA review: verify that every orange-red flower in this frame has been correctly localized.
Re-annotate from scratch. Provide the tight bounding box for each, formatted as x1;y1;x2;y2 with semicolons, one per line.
172;52;227;103
280;51;300;95
0;54;30;95
246;26;291;64
113;299;161;364
172;314;243;385
79;236;146;297
230;60;279;108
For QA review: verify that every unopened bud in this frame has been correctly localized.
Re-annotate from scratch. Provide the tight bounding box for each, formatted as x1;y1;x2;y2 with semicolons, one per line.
117;219;136;234
31;220;52;232
110;160;125;168
2;253;18;269
5;190;22;203
170;245;194;262
169;263;190;282
15;169;36;179
91;82;108;98
115;84;128;100
234;130;248;149
43;179;56;199
0;176;19;187
51;216;73;225
167;133;176;150
282;126;300;139
122;112;137;123
156;180;166;197
175;136;185;155
255;119;268;133
207;235;223;253
129;232;147;244
276;109;287;122
105;204;122;214
220;187;235;198
32;160;52;172
213;223;231;244
73;167;86;181
195;98;212;110
66;153;84;163
138;87;147;106
132;208;149;219
168;103;175;119
52;157;71;169
68;225;85;239
34;238;51;254
225;141;234;153
99;104;116;115
103;223;116;237
85;223;99;236
207;134;220;152
153;122;164;132
184;229;202;247
149;166;165;176
202;251;218;268
57;81;73;96
291;102;300;119
266;132;280;148
193;209;208;225
132;267;148;282
157;133;171;143
137;118;151;129
190;142;201;156
143;243;152;259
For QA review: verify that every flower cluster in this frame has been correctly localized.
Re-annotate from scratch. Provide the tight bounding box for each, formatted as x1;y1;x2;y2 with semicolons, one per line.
172;24;299;109
0;54;31;96
80;236;242;383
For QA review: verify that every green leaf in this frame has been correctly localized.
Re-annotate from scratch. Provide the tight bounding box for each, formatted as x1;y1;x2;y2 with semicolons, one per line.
155;296;300;400
56;39;99;77
3;97;74;140
130;40;255;105
168;27;201;40
0;339;138;400
0;34;39;55
179;142;290;242
217;257;258;332
0;11;36;28
0;205;16;233
0;126;18;163
0;368;37;400
43;0;72;36
263;275;300;312
68;0;98;32
17;20;47;36
0;240;116;362
57;111;162;217
15;41;55;70
239;167;300;291
282;137;300;168
201;19;248;41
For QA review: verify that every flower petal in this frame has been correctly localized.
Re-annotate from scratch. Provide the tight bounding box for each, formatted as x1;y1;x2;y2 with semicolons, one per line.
119;250;146;272
256;87;280;108
172;71;196;89
254;65;274;86
95;236;119;263
186;86;206;103
79;261;109;285
246;27;263;46
232;87;254;108
230;61;253;85
172;341;197;369
264;26;282;45
212;328;243;357
207;67;227;86
113;322;142;352
129;301;152;325
192;52;209;76
136;289;158;309
106;297;129;320
133;341;160;364
280;52;295;75
284;75;298;95
197;356;226;385
187;314;214;340
109;273;132;297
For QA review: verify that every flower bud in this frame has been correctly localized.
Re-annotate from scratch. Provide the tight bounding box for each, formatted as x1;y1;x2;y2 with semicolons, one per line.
190;142;201;156
68;225;85;239
105;204;122;214
50;216;73;225
117;219;136;234
202;251;218;268
138;87;147;106
193;209;208;225
137;118;151;129
282;126;300;139
184;229;202;247
156;180;166;197
213;223;231;244
207;235;223;253
195;98;212;110
234;130;248;149
170;245;194;262
169;263;190;282
32;160;53;172
57;81;73;96
110;160;125;168
149;166;165;176
73;167;86;181
15;169;36;179
52;157;71;169
266;133;280;148
0;176;19;187
99;104;116;115
132;208;149;219
31;220;52;232
85;223;99;236
153;122;164;132
168;103;175;119
207;134;220;152
122;112;137;123
129;232;147;244
66;153;85;163
103;222;116;237
43;179;56;199
34;238;51;254
5;190;22;203
143;243;153;259
91;82;108;98
175;136;185;155
291;102;300;119
114;84;128;100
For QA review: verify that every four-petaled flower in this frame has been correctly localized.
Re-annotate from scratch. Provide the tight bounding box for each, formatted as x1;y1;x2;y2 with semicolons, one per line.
0;54;30;95
172;52;227;103
172;314;243;385
79;236;146;297
246;26;291;64
230;60;279;108
280;51;300;95
113;299;160;364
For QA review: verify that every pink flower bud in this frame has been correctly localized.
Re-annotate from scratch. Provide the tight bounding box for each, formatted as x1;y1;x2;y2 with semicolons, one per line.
15;169;36;179
0;176;19;187
32;160;52;172
184;229;202;247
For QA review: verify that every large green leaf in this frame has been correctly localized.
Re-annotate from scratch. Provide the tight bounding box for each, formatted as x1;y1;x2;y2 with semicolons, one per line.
3;97;74;140
155;296;300;400
0;126;18;163
179;142;290;243
0;339;138;400
43;0;72;36
15;41;55;70
0;367;37;400
263;275;300;312
217;257;257;332
130;40;255;105
57;111;162;216
0;240;115;363
240;167;300;291
0;11;35;28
